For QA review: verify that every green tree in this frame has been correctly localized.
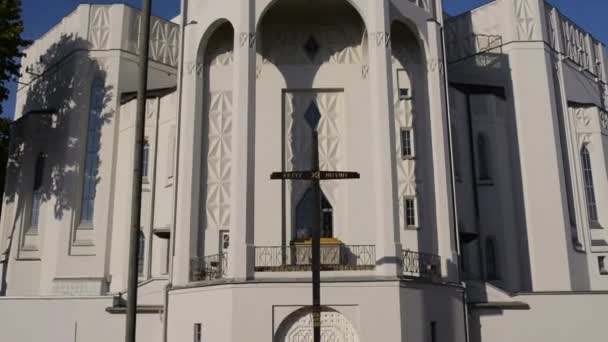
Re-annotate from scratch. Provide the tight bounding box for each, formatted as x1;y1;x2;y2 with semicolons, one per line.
0;0;30;116
0;118;9;218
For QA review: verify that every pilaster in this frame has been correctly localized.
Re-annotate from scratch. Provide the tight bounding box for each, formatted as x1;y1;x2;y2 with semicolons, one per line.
367;0;400;277
228;0;256;280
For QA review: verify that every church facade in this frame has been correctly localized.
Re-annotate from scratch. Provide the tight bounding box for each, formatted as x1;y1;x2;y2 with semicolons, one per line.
0;0;607;341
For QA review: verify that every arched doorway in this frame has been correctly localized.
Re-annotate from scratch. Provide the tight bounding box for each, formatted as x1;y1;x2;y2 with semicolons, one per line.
276;308;359;342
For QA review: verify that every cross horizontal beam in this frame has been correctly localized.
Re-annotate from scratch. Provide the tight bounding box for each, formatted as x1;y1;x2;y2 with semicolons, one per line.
270;171;360;181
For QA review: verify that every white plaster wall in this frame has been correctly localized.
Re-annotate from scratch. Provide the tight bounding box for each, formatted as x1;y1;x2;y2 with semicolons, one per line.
168;281;460;342
0;297;162;342
474;293;608;342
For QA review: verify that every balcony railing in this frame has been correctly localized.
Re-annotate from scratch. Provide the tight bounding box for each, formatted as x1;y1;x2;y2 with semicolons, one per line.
255;245;376;272
189;253;227;281
401;250;441;279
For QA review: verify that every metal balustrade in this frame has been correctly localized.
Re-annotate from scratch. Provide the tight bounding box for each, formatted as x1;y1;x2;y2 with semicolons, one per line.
189;253;228;281
254;245;376;272
401;250;442;279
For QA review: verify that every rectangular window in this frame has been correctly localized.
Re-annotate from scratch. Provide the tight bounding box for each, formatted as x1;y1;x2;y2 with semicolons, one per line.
430;321;437;342
598;256;608;275
142;139;150;179
401;128;414;159
30;153;46;233
30;192;42;232
167;126;176;183
405;197;418;228
581;146;599;224
193;323;202;342
138;231;145;277
397;69;410;100
80;79;104;226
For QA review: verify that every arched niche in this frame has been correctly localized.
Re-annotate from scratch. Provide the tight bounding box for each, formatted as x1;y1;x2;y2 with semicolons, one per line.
255;0;369;245
390;20;437;252
194;21;235;257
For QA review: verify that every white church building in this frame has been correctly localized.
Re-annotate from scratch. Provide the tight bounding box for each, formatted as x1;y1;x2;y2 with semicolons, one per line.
1;0;608;341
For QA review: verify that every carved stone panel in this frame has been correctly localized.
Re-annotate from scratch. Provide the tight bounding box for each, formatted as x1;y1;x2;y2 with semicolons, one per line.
204;91;233;232
89;6;110;49
277;309;359;342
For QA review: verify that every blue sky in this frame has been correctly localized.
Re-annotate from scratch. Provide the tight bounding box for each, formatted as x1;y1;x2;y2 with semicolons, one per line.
2;0;607;119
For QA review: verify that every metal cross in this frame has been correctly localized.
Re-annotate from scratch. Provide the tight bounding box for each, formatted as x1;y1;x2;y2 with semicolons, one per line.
270;103;359;342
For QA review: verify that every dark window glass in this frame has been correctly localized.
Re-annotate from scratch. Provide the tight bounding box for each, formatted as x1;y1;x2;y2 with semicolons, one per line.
81;78;104;225
405;198;417;227
581;146;599;223
401;128;413;159
142;140;150;178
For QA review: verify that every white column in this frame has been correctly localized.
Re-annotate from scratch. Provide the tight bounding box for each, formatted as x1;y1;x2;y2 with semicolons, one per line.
368;0;401;277
426;20;459;279
228;0;256;280
172;25;204;286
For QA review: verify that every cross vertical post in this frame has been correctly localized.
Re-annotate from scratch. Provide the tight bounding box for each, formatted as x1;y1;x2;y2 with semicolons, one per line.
270;103;359;342
310;125;322;342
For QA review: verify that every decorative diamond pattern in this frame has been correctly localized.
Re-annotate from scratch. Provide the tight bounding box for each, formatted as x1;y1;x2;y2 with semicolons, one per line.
515;0;535;40
392;52;419;231
126;8;180;67
263;22;364;65
303;36;320;61
150;18;180;66
89;6;110;49
285;92;343;227
205;91;232;230
304;103;321;129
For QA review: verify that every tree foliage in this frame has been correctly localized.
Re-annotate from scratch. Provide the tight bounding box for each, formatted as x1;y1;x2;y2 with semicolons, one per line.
0;0;30;115
0;118;10;218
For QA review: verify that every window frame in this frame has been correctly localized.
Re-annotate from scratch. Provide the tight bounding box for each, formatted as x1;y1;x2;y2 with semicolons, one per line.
404;196;419;229
142;138;150;182
580;145;600;227
28;153;46;234
79;78;105;227
400;127;415;160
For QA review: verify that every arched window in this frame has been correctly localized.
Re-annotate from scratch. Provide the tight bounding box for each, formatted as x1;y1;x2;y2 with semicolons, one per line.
477;133;492;182
485;237;499;280
295;187;333;239
581;145;599;224
30;153;46;232
138;231;145;276
80;78;104;225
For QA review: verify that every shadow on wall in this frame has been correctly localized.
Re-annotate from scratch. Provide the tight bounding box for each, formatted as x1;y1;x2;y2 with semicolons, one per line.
1;34;114;295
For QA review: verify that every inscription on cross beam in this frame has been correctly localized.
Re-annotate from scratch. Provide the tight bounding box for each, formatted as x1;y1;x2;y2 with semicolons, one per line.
270;171;360;181
270;100;359;342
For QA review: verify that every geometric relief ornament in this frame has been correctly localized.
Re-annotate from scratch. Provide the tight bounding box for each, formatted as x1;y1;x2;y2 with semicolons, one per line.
89;6;110;49
574;107;591;128
205;91;233;231
263;23;364;65
277;309;359;342
392;54;418;230
284;91;343;232
600;109;608;132
150;18;180;67
515;0;535;40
